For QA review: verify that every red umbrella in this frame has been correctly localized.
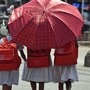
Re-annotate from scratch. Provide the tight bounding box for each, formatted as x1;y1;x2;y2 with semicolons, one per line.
8;0;84;50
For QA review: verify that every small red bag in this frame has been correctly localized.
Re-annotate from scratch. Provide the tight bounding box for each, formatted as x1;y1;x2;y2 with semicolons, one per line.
0;55;21;71
0;37;21;70
54;42;78;66
27;49;51;68
0;49;14;60
27;56;50;68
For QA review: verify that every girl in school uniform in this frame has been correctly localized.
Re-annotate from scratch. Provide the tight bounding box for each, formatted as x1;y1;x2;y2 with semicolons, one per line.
0;33;26;90
0;1;26;90
53;40;79;90
22;48;53;90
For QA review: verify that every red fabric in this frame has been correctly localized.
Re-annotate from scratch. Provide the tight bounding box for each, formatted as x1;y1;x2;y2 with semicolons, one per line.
27;56;50;68
0;63;20;71
54;42;78;66
0;55;21;71
0;38;21;71
0;38;17;60
0;49;14;60
27;49;50;68
8;0;84;50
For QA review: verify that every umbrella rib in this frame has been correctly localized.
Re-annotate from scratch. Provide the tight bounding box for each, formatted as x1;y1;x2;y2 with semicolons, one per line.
48;8;83;21
47;17;63;47
47;3;83;21
49;12;83;36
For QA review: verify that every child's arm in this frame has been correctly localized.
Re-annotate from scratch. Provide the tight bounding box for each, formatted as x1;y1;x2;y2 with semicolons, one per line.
18;44;27;62
19;49;27;61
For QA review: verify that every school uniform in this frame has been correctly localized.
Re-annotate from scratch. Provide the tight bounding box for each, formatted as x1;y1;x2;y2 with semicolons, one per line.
22;49;53;82
53;41;79;83
0;35;23;86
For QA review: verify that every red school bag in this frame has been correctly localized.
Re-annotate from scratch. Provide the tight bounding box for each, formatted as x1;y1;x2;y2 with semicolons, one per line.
54;41;78;66
0;37;21;71
27;49;51;68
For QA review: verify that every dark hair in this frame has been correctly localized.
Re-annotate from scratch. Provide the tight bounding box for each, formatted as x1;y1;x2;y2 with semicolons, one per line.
13;1;20;8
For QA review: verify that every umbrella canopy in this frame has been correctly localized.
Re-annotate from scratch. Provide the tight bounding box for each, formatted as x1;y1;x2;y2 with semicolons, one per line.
8;0;84;50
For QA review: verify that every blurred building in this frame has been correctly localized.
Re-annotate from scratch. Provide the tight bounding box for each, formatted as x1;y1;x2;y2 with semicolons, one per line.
5;0;21;7
5;0;30;7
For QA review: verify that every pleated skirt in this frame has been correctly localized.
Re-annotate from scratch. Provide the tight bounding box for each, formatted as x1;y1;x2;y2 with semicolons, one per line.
53;65;79;83
22;62;53;82
0;70;19;86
